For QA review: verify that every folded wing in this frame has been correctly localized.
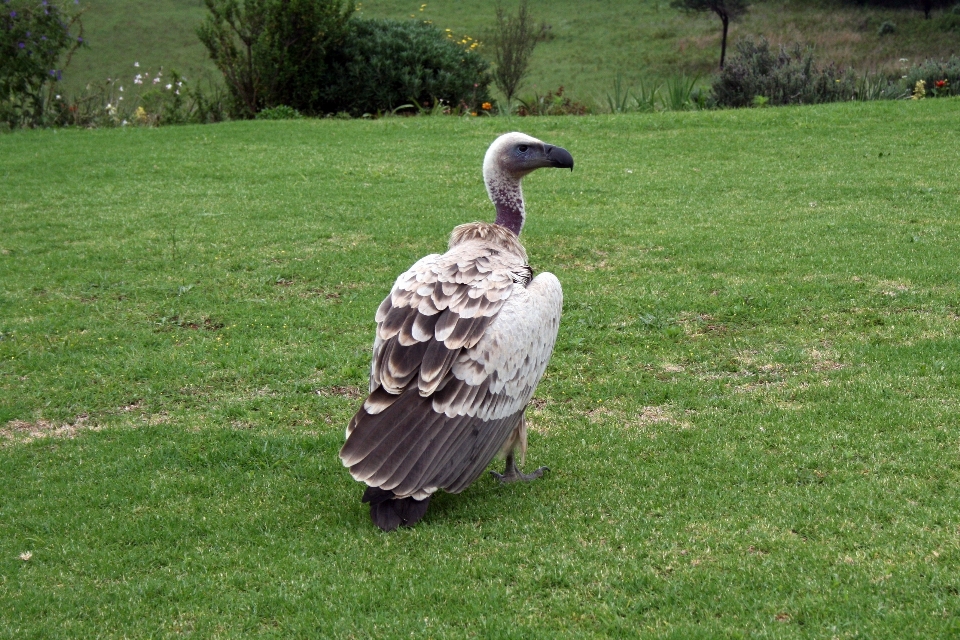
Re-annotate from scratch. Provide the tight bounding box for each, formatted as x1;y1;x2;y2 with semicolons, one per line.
340;241;562;501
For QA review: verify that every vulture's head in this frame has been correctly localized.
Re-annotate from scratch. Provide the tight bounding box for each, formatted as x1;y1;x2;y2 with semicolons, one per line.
482;132;574;236
483;132;574;182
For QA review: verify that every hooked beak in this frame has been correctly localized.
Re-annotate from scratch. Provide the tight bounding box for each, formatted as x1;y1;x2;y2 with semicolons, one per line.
543;144;574;171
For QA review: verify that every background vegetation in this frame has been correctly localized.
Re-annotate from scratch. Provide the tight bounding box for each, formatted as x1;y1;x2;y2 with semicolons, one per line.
59;0;960;105
3;99;960;637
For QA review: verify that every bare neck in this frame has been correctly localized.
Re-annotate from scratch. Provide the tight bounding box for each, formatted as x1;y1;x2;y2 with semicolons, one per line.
486;171;525;236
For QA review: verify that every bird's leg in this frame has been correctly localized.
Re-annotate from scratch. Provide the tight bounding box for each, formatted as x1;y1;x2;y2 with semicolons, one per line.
490;450;549;484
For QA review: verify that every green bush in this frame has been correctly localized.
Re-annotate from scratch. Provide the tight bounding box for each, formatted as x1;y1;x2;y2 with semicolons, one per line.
0;0;84;128
197;0;352;118
517;85;588;115
711;38;856;108
902;56;960;96
318;19;492;116
255;104;302;119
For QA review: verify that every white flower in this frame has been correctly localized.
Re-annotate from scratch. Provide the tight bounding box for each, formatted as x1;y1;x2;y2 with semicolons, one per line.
175;90;180;95
153;77;160;84
134;61;140;67
121;119;128;125
118;96;123;101
119;86;123;92
55;94;61;99
165;83;172;90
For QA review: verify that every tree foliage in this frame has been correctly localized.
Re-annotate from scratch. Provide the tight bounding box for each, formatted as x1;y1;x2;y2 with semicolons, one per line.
670;0;749;68
1;0;85;128
197;0;352;118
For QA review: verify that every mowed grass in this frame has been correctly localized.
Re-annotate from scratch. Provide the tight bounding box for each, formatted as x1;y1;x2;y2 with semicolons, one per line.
2;100;960;637
64;0;960;102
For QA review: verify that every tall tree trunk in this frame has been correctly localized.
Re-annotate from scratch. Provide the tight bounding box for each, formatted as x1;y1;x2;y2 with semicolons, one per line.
719;12;730;69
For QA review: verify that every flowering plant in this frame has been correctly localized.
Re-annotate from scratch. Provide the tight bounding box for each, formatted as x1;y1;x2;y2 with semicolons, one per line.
0;0;85;128
912;79;926;100
50;64;228;128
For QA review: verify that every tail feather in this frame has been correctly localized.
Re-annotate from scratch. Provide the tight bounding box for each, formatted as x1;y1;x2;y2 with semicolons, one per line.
362;486;431;532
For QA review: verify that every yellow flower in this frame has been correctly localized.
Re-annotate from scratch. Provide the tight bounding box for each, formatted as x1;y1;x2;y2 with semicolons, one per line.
912;79;926;100
481;102;492;110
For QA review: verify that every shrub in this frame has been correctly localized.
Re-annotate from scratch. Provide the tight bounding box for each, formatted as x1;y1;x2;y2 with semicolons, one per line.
901;56;960;96
0;0;84;128
877;20;896;35
517;86;588;116
317;19;492;116
711;38;856;108
256;104;302;119
197;0;352;118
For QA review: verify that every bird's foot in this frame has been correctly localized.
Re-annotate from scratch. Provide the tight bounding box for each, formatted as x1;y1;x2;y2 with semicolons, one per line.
490;465;550;484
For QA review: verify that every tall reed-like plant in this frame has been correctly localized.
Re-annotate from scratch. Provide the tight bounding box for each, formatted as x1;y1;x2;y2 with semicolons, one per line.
662;74;699;110
605;74;633;113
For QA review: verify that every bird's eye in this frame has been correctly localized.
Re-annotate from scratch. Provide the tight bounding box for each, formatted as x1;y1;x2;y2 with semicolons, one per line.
517;144;529;153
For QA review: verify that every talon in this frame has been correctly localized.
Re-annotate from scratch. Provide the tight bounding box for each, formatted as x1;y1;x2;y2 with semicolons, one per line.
491;465;550;484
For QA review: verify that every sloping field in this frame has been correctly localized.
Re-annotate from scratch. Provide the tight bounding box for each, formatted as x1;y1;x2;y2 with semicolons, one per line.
2;99;960;637
65;0;960;102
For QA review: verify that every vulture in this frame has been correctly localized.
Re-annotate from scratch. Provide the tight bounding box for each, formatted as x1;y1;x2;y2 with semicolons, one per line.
339;132;574;531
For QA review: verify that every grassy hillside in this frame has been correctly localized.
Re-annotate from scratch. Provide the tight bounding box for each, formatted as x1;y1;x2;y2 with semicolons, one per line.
3;99;960;637
65;0;217;95
64;0;960;103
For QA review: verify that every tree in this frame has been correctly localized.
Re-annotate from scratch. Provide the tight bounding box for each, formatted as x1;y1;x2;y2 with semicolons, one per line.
488;0;546;105
670;0;750;69
197;0;352;118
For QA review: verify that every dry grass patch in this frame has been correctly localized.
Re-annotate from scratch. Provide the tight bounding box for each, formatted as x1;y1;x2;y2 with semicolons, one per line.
316;385;363;400
1;414;100;445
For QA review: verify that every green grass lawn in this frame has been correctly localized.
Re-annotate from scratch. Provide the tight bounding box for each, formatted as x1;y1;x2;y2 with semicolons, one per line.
3;99;960;637
64;0;960;104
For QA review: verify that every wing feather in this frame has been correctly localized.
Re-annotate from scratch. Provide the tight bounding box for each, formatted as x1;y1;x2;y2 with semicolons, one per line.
341;238;562;500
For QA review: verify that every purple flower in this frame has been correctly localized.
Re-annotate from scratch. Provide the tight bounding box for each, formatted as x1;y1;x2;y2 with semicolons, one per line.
77;36;83;42
18;41;24;49
10;10;17;17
